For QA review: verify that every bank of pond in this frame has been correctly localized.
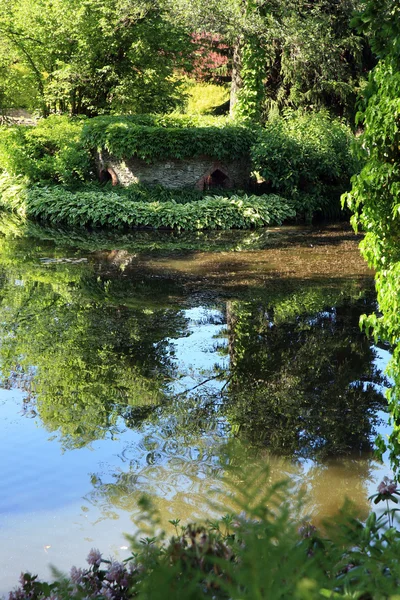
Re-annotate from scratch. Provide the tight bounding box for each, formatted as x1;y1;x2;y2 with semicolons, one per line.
0;111;357;230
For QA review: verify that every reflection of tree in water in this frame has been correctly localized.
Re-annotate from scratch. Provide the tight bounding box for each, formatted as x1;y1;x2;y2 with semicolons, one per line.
82;333;383;526
83;396;231;526
0;249;188;448
0;231;389;525
224;295;388;459
0;232;388;461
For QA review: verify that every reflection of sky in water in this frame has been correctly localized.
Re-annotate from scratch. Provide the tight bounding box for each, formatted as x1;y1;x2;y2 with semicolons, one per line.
0;308;394;594
169;307;229;395
0;387;135;592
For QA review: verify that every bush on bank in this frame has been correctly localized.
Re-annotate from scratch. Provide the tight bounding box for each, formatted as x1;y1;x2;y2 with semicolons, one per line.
0;116;91;185
252;110;359;221
7;475;400;600
0;176;294;230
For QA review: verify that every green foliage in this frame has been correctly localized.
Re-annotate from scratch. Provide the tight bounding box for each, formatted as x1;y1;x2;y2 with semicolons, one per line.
351;0;400;60
343;0;400;475
273;0;366;120
91;114;233;128
252;110;359;220
7;471;400;599
104;183;207;204
0;177;294;230
0;0;371;121
0;64;39;113
168;0;369;122
0;0;192;116
235;38;268;123
0;116;91;183
81;115;254;161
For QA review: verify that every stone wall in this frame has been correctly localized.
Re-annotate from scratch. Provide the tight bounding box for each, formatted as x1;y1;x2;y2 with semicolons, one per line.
97;150;251;190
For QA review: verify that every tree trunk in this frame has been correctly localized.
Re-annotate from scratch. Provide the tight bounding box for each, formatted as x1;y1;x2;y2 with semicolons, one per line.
230;38;243;116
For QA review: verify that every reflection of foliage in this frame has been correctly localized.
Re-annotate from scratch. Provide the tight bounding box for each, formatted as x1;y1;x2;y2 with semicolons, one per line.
0;211;295;254
0;246;187;448
225;296;387;459
83;291;388;523
0;222;383;463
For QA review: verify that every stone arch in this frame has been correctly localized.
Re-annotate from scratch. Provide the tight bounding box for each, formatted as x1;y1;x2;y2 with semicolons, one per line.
99;167;119;186
196;164;232;190
208;168;229;188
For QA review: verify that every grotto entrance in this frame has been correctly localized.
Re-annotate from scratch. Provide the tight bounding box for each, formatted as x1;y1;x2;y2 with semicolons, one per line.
204;168;230;190
100;167;118;185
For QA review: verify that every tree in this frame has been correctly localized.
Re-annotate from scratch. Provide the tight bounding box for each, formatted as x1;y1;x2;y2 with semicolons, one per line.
165;0;369;121
0;0;193;116
343;0;400;473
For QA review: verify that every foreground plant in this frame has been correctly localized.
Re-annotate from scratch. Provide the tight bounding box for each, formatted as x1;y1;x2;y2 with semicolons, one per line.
7;474;400;600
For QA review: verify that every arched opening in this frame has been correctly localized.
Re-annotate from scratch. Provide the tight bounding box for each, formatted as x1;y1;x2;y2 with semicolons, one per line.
205;168;229;189
100;169;112;183
100;167;118;186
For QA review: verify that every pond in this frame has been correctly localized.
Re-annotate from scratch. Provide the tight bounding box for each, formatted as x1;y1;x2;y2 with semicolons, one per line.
0;219;393;593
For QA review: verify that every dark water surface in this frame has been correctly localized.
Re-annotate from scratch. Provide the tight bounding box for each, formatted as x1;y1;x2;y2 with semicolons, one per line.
0;220;393;592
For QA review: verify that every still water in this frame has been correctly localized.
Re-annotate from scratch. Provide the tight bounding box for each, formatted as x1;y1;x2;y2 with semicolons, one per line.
0;220;393;593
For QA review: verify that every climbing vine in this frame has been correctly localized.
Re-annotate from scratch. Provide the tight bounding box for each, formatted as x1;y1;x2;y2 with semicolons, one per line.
235;37;268;122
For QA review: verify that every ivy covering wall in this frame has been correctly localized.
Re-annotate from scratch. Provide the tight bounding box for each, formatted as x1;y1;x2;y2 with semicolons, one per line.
81;115;255;161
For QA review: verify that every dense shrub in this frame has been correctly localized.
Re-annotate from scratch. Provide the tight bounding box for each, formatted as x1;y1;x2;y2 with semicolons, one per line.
20;190;293;230
103;184;206;204
0;116;92;184
7;474;400;599
92;183;256;205
0;176;294;230
82;113;233;129
251;111;359;221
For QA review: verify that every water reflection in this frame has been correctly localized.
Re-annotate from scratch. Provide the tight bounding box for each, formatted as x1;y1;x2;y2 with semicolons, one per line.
0;249;189;448
0;218;392;590
225;297;387;458
0;223;387;460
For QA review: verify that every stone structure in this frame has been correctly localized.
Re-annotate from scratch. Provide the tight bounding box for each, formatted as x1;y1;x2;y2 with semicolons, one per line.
97;150;251;190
